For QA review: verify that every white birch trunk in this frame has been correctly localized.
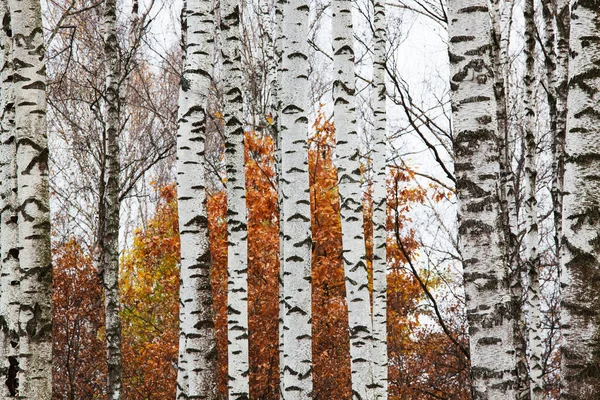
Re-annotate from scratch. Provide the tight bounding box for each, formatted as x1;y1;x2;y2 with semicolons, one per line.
8;0;52;395
448;2;517;398
279;0;313;393
522;0;543;397
0;3;19;396
176;0;218;398
370;0;387;397
332;0;374;398
552;0;569;273
222;0;250;396
101;0;123;397
560;2;600;397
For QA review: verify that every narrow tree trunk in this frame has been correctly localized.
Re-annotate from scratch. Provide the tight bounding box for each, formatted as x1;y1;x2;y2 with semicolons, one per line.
8;0;53;395
489;2;529;396
268;0;285;395
176;0;218;398
560;2;600;397
371;0;388;396
0;3;19;396
552;0;569;274
522;0;543;397
447;2;517;398
279;0;313;393
541;0;558;261
222;0;250;396
332;0;374;398
101;0;123;397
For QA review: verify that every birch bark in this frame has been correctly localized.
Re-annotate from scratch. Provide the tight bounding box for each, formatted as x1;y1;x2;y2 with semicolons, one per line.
0;2;19;396
488;2;530;396
448;2;517;398
8;0;53;395
522;0;543;397
332;0;374;399
560;2;600;397
552;0;569;272
101;0;123;397
371;0;387;396
176;0;218;398
222;0;250;396
279;0;313;393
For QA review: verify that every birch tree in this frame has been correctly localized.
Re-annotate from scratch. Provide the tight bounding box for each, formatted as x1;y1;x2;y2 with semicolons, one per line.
222;0;250;396
331;0;374;397
279;0;313;393
550;0;569;273
522;0;542;397
447;1;517;397
0;1;19;396
176;0;218;397
98;0;124;397
560;2;600;397
5;0;53;395
371;0;388;396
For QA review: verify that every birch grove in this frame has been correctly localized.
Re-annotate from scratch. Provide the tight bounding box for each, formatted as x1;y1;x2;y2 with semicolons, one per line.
8;0;600;397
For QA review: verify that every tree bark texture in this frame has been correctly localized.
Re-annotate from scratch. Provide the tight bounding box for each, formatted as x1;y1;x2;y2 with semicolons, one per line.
7;0;53;395
279;0;313;394
222;0;250;396
371;0;388;396
448;2;518;398
332;0;374;398
560;1;600;398
175;0;218;398
100;0;124;398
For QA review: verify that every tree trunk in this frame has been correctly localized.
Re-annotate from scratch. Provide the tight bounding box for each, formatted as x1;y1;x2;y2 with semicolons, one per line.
560;2;600;398
0;2;19;396
522;0;543;397
175;0;218;398
332;0;374;398
100;0;123;397
447;2;517;398
8;0;53;395
222;0;250;396
552;0;570;279
488;3;529;396
371;0;388;396
279;0;313;393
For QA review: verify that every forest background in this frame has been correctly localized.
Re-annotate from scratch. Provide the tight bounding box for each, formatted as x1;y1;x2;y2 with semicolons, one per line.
39;0;562;398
